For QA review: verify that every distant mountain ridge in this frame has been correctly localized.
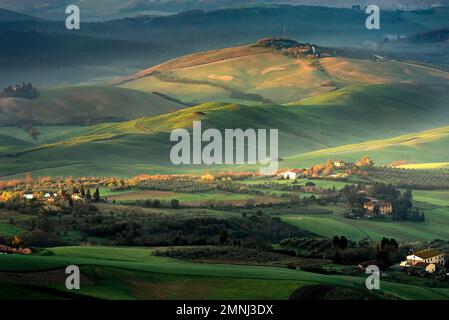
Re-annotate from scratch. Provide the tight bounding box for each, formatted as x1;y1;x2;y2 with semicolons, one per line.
0;8;39;21
405;28;449;43
1;0;447;21
2;4;449;89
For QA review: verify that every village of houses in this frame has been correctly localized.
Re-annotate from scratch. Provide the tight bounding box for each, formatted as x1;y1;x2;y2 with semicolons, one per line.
0;157;448;282
21;187;100;207
277;158;393;218
276;158;447;278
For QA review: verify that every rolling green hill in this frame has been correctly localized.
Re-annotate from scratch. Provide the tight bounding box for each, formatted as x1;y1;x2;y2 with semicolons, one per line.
283;120;449;168
118;43;449;105
2;81;449;177
0;85;185;126
282;205;449;242
2;40;449;177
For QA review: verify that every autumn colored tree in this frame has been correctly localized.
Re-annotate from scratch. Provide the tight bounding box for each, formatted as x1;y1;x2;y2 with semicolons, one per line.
10;236;22;248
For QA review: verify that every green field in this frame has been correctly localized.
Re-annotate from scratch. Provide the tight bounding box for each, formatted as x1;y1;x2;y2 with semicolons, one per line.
103;189;279;205
1;246;449;300
412;190;449;207
3;19;449;302
3;81;449;177
0;223;23;237
0;85;184;126
397;163;449;169
283;125;449;168
281;203;449;242
239;178;349;189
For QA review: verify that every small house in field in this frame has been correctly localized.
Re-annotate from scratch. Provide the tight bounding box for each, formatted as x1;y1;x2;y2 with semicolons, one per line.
23;193;34;200
277;169;302;180
364;201;376;213
400;249;445;274
44;192;58;202
333;160;346;168
364;198;392;215
378;201;393;214
71;194;84;201
44;192;58;198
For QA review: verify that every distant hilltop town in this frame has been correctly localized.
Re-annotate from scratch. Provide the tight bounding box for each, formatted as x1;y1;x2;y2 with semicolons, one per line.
0;82;38;100
255;38;332;60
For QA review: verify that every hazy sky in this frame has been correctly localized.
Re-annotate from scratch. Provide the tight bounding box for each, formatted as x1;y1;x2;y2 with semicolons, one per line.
1;0;447;21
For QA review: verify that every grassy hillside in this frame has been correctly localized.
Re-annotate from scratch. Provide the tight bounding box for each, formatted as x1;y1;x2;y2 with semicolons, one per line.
0;85;184;125
283;125;449;168
1;246;449;300
2;81;449;177
119;43;449;105
282;204;449;242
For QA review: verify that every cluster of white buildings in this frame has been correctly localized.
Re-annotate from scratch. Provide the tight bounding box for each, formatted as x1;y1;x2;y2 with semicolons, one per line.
400;249;445;274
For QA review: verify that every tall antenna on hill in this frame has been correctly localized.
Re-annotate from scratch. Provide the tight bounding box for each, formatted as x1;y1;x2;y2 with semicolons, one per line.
283;24;287;39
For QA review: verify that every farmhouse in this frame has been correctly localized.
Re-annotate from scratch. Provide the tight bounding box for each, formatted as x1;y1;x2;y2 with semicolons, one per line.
364;201;376;213
378;201;393;214
277;169;302;180
333;160;346;168
364;198;392;215
23;193;34;200
400;248;445;273
44;192;58;198
71;194;84;201
44;192;59;203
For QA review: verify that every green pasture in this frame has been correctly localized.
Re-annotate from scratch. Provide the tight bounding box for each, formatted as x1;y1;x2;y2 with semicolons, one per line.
1;246;449;300
281;204;449;242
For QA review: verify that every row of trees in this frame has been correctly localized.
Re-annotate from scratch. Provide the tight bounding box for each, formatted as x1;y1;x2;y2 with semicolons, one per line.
281;236;401;270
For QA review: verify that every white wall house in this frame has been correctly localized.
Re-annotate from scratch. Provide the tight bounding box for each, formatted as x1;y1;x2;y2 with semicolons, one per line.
400;249;445;272
277;169;301;180
23;194;34;200
333;160;346;168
